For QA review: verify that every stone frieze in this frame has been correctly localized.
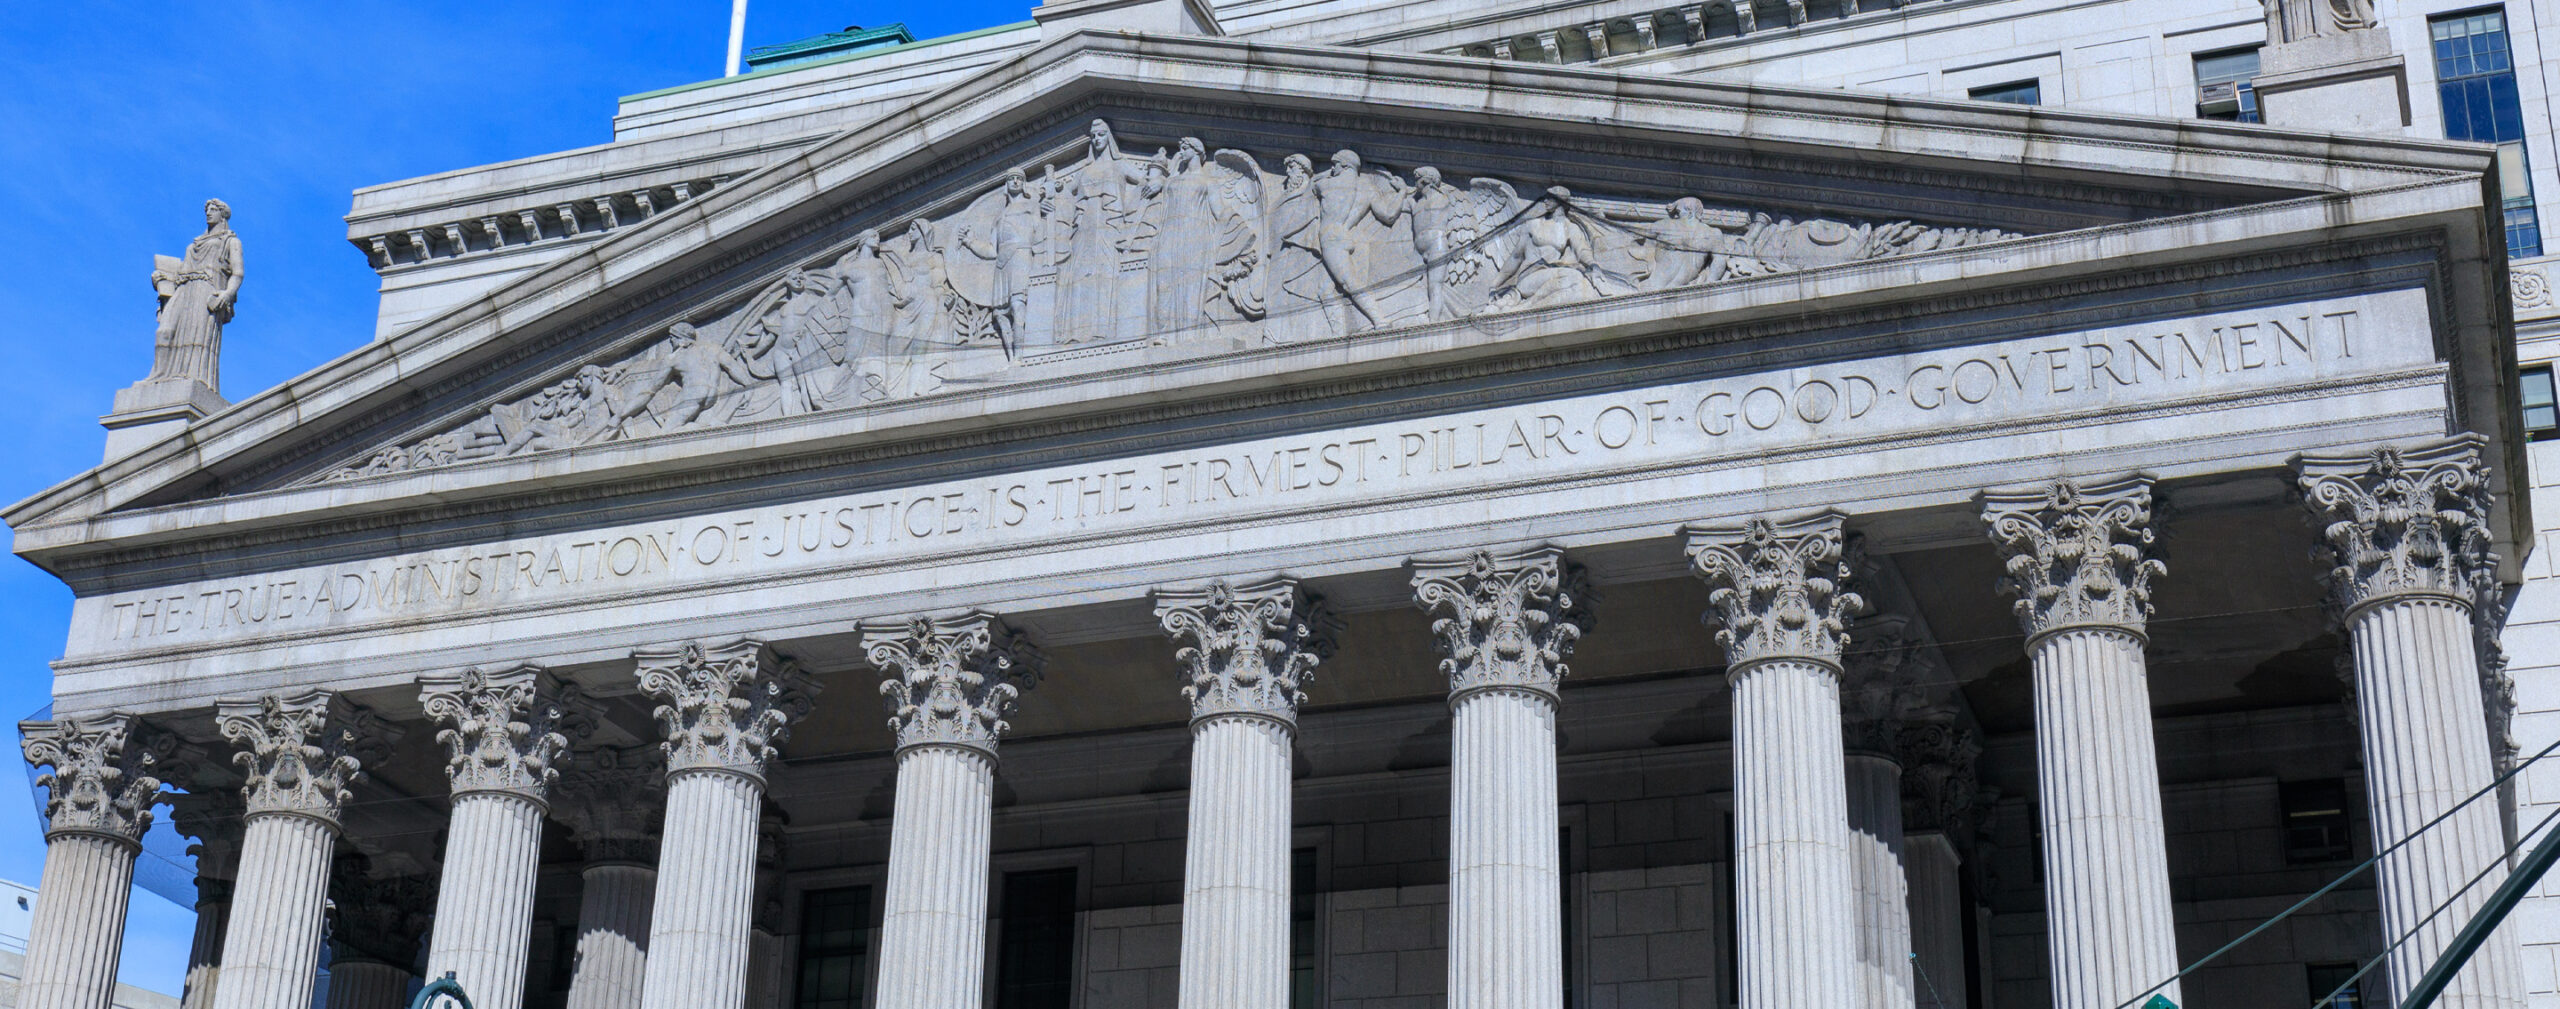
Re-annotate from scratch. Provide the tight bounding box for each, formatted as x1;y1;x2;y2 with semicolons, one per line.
320;119;2017;482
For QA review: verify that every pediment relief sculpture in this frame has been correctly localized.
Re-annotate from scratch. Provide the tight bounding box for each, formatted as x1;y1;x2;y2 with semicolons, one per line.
320;119;2021;482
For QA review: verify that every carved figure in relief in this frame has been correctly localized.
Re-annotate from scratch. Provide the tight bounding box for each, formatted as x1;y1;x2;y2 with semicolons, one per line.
886;220;957;345
1306;150;1410;327
320;119;2032;481
150;198;245;392
2267;0;2375;42
952;169;1044;351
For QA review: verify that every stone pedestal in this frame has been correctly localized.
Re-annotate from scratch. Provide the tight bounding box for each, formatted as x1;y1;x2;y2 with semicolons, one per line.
1413;549;1589;1009
1984;478;2181;1009
16;713;163;1009
2300;439;2526;1009
565;863;657;1009
2256;30;2411;133
1158;579;1334;1009
1844;752;1913;1009
635;642;813;1009
101;377;226;463
1689;515;1859;1009
865;615;1039;1009
1904;833;1967;1009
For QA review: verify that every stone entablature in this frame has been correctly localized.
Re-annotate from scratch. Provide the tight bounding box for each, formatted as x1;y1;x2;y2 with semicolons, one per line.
354;176;734;270
1433;0;1942;63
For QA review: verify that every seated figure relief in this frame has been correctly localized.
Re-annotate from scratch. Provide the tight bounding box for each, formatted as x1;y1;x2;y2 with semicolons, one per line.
320;119;2021;482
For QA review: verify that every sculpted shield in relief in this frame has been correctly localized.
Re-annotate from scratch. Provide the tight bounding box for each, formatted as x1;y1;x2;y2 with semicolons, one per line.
324;119;2020;481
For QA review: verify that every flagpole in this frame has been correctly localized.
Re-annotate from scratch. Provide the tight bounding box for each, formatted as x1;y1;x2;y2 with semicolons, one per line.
725;0;749;75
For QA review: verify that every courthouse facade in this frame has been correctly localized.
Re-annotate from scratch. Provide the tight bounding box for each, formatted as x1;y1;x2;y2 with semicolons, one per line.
11;0;2560;1007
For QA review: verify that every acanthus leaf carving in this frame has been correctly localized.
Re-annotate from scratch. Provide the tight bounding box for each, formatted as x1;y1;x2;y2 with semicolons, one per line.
2296;436;2499;618
1686;513;1860;670
635;640;818;782
1410;547;1595;701
1980;475;2164;640
555;743;667;863
1839;615;1954;754
215;690;395;825
866;613;1045;755
319;118;2023;482
417;665;597;802
1154;578;1342;725
18;712;171;844
1897;718;1983;843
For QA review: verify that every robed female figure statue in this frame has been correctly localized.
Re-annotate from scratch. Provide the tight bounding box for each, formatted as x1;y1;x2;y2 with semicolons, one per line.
150;198;244;392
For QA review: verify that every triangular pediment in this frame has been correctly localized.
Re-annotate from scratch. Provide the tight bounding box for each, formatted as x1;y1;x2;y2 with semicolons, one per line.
5;29;2500;573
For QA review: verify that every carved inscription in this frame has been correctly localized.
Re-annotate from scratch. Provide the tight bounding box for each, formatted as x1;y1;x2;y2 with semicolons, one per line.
82;296;2412;653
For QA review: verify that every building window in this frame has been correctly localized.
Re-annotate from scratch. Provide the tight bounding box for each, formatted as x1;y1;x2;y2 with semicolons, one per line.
1969;80;2041;105
1291;847;1320;1009
2308;961;2366;1008
2431;8;2543;256
794;885;873;1009
2525;366;2559;440
2281;779;2353;864
995;868;1078;1009
2194;47;2262;122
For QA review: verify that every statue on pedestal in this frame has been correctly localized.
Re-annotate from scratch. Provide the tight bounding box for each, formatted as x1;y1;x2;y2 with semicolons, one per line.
149;199;244;395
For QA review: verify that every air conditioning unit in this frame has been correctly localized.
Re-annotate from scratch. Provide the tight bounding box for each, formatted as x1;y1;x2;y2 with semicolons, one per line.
2198;80;2241;115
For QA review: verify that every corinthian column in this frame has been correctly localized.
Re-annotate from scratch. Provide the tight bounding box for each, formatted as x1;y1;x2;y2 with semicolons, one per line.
1982;476;2180;1009
419;668;591;1009
1411;547;1592;1009
1898;720;1981;1009
636;642;816;1009
2299;437;2525;1009
557;745;665;1009
17;713;166;1009
170;788;246;1009
1839;619;1936;1009
866;614;1043;1009
1687;514;1860;1009
324;855;433;1009
1155;579;1339;1009
212;692;390;1009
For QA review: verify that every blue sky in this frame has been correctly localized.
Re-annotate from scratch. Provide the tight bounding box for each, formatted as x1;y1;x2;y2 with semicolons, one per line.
0;0;1021;994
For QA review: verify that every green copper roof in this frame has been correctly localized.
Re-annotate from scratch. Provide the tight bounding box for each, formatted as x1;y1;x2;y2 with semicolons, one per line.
745;22;916;70
620;20;1036;103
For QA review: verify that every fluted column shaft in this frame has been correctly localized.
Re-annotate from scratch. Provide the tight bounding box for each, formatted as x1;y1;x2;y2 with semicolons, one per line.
873;746;996;1009
1733;658;1858;1009
20;832;140;1009
1844;752;1913;1009
183;890;232;1009
1449;688;1565;1009
640;769;766;1009
1179;716;1296;1009
2350;597;2523;1008
565;863;656;1009
322;959;414;1009
2030;627;2181;1009
426;792;547;1009
1903;833;1967;1009
211;813;338;1009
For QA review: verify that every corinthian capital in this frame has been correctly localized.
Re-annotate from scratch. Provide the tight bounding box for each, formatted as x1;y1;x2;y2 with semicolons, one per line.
556;743;666;863
1155;578;1341;726
215;691;392;825
418;666;596;803
1686;513;1860;670
866;613;1044;756
1981;475;2164;640
636;641;817;783
1410;547;1594;703
2295;436;2499;618
1839;616;1949;754
1898;718;1982;840
19;712;168;844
